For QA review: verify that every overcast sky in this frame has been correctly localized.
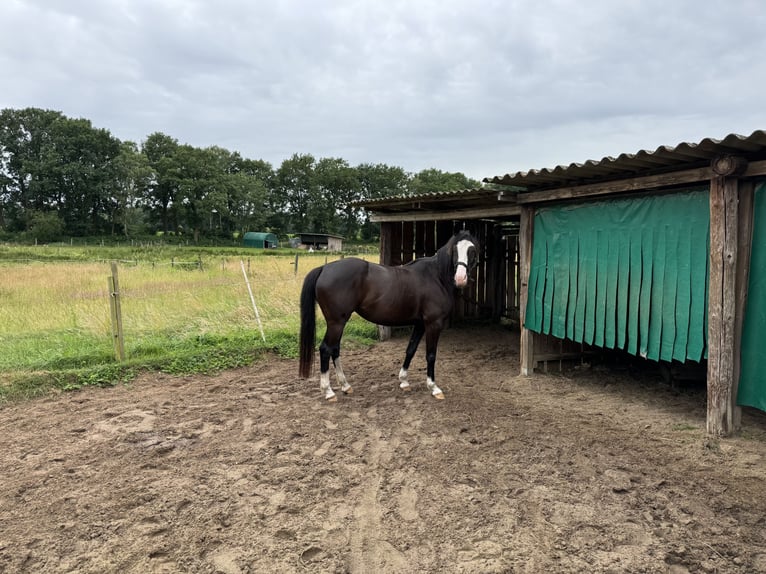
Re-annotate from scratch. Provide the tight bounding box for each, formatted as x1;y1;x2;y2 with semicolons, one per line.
2;0;765;181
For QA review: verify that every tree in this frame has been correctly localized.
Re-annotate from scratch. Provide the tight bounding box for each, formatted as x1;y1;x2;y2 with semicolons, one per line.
408;168;481;195
0;107;121;236
315;158;359;237
276;154;316;233
142;132;180;234
356;163;409;240
226;155;272;238
109;141;152;236
44;117;121;235
0;108;68;230
24;210;64;243
172;144;225;243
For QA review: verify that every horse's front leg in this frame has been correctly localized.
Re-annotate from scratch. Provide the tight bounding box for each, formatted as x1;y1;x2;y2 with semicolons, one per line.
398;322;424;392
424;322;444;399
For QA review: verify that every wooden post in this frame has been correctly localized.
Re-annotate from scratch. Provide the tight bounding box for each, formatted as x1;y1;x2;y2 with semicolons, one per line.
108;262;126;362
707;155;747;436
401;221;414;263
241;260;266;343
519;206;536;375
425;220;436;256
294;253;299;276
733;180;755;431
378;222;393;341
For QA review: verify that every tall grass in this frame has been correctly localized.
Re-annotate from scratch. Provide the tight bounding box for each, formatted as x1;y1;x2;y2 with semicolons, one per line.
0;248;380;401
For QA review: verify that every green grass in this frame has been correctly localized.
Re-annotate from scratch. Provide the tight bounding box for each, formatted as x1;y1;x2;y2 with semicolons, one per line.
0;245;379;402
671;422;699;432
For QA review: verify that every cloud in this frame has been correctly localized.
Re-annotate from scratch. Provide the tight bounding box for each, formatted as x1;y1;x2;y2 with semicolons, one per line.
2;0;766;179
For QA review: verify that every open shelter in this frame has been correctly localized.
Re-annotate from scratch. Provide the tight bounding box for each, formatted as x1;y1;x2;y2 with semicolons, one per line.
358;130;766;436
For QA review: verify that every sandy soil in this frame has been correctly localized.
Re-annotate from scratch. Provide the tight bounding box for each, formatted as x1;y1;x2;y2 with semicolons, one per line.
2;325;766;574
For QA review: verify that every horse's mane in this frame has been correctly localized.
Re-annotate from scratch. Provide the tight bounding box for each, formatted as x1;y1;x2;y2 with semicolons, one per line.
397;231;476;286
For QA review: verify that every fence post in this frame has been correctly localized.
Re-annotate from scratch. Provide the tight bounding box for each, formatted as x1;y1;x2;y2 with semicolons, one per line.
294;253;299;276
108;262;126;362
240;260;266;343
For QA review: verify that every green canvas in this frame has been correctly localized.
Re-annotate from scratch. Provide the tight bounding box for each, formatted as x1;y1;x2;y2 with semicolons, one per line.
526;190;709;362
738;181;766;411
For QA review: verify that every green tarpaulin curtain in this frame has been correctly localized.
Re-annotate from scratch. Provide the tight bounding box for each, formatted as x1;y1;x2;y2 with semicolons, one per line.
526;190;709;362
738;181;766;411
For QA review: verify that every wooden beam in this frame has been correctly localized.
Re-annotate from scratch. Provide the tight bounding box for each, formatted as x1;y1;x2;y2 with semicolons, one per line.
744;159;766;177
516;165;712;204
369;205;521;223
733;180;755;431
514;159;766;206
707;157;747;436
519;206;536;375
378;223;393;341
401;221;414;263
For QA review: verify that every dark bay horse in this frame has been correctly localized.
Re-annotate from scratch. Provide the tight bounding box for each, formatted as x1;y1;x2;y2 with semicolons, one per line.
299;230;479;401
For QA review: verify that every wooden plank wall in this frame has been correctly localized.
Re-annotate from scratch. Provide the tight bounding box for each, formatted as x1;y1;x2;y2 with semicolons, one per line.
378;219;521;323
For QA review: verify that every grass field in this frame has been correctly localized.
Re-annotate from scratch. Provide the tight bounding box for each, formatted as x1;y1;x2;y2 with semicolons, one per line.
0;244;380;401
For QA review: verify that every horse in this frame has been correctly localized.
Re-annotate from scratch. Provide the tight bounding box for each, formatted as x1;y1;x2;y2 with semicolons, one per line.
299;230;480;402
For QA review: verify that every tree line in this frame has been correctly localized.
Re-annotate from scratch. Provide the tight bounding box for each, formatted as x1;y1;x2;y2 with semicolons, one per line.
0;107;481;243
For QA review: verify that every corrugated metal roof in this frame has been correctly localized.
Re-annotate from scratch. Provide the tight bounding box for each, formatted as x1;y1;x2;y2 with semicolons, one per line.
484;130;766;190
354;187;495;208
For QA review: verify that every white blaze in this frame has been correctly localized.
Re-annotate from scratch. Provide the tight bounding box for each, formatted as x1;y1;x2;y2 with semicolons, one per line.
454;239;473;288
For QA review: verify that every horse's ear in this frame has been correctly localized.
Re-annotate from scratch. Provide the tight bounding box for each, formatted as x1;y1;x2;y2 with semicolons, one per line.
461;222;478;237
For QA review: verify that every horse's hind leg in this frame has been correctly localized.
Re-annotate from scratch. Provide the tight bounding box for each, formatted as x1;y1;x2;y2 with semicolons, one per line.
319;321;347;401
333;354;352;395
398;322;424;392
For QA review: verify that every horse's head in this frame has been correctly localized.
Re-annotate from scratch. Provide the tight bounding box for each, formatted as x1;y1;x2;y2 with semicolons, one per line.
451;231;479;289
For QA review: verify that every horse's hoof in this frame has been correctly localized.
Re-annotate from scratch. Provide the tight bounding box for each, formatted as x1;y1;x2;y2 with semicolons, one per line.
432;392;445;400
326;396;338;403
401;386;411;392
343;387;353;395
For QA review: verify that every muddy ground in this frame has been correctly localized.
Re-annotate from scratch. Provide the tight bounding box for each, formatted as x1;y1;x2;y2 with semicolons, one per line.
2;325;766;574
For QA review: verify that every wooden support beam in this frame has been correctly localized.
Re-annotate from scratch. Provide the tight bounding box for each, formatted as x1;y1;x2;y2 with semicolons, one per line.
378;223;393;341
401;221;414;263
519;206;536;375
370;205;520;223
733;180;755;431
707;155;748;436
512;159;766;206
516;166;712;204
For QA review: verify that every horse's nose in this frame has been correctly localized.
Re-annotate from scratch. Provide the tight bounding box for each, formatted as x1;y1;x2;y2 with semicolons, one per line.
454;267;468;288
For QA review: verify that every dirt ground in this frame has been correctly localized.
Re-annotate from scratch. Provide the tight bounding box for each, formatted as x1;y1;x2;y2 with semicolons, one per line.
2;326;766;574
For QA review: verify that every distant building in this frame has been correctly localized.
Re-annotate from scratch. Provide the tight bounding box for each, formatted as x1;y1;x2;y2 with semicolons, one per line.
243;232;279;248
294;232;344;251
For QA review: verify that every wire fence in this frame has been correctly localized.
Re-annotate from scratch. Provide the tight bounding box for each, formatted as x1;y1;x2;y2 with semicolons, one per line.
1;252;375;371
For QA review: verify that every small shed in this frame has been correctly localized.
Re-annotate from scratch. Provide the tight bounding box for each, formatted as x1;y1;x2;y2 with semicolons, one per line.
296;233;344;251
243;232;278;248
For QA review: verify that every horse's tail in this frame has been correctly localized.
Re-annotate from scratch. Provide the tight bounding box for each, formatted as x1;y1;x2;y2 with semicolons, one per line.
299;266;323;378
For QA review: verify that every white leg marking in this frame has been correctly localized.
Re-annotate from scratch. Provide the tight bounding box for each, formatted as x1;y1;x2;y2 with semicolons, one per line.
426;377;444;399
399;367;411;391
334;357;352;394
320;371;336;401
